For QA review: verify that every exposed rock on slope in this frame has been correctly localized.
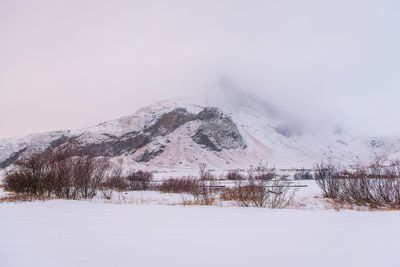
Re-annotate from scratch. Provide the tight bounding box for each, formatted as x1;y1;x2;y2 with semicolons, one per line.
192;107;246;151
0;147;27;169
0;94;399;171
0;104;246;167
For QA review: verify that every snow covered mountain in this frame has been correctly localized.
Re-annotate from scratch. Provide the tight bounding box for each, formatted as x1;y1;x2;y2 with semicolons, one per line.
1;90;399;171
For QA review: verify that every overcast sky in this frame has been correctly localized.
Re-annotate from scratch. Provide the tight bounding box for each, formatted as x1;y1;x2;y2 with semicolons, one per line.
1;0;400;138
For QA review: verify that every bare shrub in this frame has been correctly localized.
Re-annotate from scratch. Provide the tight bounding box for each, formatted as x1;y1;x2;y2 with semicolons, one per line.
225;170;245;181
248;162;276;181
126;170;153;191
198;163;215;181
100;161;129;200
72;156;110;199
315;159;400;208
100;176;129;200
3;172;34;195
49;148;110;200
368;156;388;178
3;151;52;196
280;174;290;180
220;186;239;201
219;163;296;208
109;160;129;191
100;178;114;200
3;147;110;200
234;180;295;208
293;170;314;180
188;179;218;205
336;175;400;208
112;176;129;192
388;160;400;178
156;177;218;205
221;174;296;209
314;162;341;198
157;177;198;193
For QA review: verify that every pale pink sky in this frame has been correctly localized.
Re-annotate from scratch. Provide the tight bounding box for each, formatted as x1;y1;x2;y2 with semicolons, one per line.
1;0;400;138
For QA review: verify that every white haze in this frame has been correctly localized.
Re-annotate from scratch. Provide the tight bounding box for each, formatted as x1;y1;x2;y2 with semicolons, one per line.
0;0;399;138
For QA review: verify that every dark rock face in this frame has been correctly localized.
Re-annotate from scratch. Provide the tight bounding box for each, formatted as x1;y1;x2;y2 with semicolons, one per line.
0;147;27;169
76;132;151;157
135;145;166;162
50;135;71;148
192;108;246;151
45;132;151;158
145;108;195;136
0;106;246;167
49;109;194;158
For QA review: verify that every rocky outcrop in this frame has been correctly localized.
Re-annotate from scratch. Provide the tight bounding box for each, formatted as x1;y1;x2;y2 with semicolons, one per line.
73;132;151;157
0;106;246;167
0;147;27;169
135;144;166;162
192;108;246;151
145;108;195;136
44;109;195;158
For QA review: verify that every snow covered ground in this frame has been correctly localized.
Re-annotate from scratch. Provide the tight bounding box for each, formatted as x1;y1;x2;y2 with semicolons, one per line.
0;179;399;267
0;200;399;267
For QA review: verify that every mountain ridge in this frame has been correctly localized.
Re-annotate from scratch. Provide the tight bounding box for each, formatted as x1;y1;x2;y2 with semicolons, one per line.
1;94;399;171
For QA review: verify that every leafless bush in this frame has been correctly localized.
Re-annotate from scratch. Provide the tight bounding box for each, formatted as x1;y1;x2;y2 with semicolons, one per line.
334;176;400;208
293;170;314;180
188;179;218;205
156;177;218;205
100;177;115;199
315;159;400;208
236;179;295;208
388;160;400;178
198;163;215;181
109;160;129;192
157;177;198;193
72;156;110;199
248;162;276;181
220;186;239;201
314;162;341;198
125;170;153;191
218;164;295;208
3;171;32;195
3;151;52;196
225;170;245;181
368;156;388;178
99;160;130;200
279;174;290;180
221;178;296;208
3;148;110;200
100;176;127;200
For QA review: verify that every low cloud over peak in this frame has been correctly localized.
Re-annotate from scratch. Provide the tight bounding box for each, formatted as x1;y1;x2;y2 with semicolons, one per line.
1;0;399;138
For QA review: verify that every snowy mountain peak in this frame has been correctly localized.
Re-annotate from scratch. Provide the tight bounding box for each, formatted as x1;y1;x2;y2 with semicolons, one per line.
0;95;399;171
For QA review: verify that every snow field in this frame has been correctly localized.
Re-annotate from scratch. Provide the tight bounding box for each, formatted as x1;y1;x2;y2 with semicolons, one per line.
0;201;399;267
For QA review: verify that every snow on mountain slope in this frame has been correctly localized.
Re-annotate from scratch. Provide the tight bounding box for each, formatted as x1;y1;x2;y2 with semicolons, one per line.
0;131;70;168
0;91;399;171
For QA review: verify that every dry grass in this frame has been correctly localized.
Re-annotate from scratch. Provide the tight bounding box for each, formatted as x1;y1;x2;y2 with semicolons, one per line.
180;198;219;206
0;193;50;203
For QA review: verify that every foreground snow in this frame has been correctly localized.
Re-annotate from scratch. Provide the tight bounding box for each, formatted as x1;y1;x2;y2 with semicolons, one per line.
0;200;399;267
